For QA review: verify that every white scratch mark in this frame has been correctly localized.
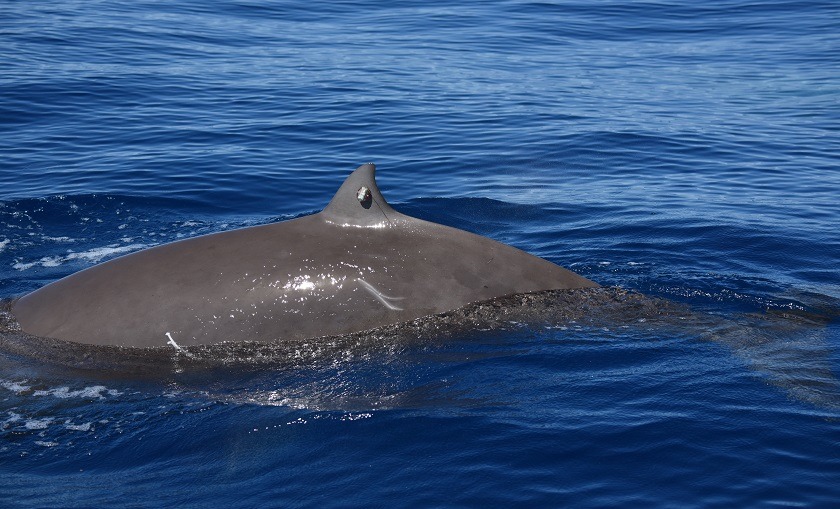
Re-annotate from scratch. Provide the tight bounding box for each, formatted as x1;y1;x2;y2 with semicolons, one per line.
165;332;183;351
357;278;404;311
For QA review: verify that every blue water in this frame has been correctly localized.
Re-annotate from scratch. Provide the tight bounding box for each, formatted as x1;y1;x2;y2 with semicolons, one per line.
2;0;839;506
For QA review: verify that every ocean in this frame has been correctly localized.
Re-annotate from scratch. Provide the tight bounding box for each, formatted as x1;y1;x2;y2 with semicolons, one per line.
1;0;838;507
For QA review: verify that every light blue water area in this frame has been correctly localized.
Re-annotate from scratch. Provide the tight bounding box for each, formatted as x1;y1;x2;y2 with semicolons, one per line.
1;1;839;507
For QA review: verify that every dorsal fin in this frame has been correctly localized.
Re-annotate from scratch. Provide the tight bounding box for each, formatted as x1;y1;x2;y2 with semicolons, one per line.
320;163;398;227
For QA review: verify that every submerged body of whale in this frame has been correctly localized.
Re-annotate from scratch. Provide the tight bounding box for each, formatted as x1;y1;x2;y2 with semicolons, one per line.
11;163;597;348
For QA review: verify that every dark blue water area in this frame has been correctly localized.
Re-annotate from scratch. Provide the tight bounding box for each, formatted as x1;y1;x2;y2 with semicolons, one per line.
1;0;839;507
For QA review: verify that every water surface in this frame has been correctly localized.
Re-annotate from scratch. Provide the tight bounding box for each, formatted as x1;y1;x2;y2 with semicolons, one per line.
1;1;839;507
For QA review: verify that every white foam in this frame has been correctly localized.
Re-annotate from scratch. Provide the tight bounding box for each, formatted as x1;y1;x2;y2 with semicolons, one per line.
64;421;91;432
0;239;9;252
1;380;31;394
24;417;53;430
32;385;122;399
13;243;146;271
3;411;22;425
340;413;372;421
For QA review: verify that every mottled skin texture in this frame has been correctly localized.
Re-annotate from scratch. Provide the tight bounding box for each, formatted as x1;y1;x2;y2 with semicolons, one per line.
11;164;597;348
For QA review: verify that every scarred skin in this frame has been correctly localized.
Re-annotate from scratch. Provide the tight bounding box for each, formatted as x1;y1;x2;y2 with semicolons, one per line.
11;163;597;348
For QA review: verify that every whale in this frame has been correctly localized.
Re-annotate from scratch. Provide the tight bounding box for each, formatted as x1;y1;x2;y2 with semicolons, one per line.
10;163;597;349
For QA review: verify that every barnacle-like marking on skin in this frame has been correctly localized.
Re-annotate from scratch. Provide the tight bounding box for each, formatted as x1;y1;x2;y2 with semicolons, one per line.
356;186;372;204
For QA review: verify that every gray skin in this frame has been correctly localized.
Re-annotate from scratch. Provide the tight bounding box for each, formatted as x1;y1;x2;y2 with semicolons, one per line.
12;163;597;348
